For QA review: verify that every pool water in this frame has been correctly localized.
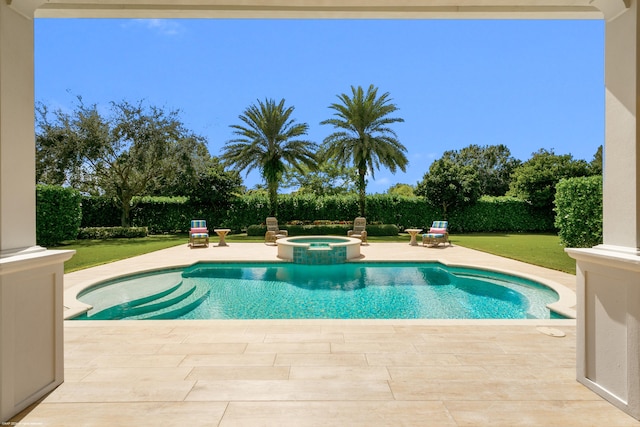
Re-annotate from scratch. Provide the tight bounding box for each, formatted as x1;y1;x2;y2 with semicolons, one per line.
74;262;563;320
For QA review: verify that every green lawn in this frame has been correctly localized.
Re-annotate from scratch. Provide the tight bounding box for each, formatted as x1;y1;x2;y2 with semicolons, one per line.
450;233;576;274
59;234;187;273
59;232;576;275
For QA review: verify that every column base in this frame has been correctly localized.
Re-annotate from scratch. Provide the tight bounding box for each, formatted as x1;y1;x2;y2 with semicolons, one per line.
0;249;74;422
566;247;640;420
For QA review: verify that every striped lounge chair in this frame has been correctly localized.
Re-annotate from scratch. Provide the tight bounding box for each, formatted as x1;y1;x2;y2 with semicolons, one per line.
422;221;450;247
189;219;209;248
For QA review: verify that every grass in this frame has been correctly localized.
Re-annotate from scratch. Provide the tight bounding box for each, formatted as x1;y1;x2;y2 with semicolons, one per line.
450;233;576;274
58;234;187;273
58;232;576;275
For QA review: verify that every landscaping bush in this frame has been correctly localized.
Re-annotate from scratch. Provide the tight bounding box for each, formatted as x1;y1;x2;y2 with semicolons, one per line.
36;185;82;246
80;196;120;227
247;223;399;237
79;193;554;234
554;175;602;247
77;227;148;240
449;196;555;233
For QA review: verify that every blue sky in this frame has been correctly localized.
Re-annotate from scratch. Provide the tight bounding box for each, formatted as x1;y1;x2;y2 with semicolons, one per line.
34;18;604;193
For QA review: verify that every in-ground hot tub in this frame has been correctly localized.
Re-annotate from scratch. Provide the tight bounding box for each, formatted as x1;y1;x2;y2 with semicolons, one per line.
276;236;362;264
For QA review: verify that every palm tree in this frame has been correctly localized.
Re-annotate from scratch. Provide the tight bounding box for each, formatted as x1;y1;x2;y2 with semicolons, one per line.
222;98;318;215
321;84;408;216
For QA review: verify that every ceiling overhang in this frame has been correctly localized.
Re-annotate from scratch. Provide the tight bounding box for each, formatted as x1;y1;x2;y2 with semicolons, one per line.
14;1;610;20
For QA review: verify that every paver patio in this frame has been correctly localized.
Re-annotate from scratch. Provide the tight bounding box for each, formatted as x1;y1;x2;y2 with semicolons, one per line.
10;242;640;426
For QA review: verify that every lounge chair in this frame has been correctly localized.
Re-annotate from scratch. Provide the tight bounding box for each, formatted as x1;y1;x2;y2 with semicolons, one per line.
348;217;368;245
422;221;450;247
265;217;288;245
189;219;209;248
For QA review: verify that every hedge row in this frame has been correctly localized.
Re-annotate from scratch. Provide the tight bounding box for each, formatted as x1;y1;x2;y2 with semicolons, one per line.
36;185;82;246
554;176;603;247
79;193;555;234
77;227;148;240
247;223;400;237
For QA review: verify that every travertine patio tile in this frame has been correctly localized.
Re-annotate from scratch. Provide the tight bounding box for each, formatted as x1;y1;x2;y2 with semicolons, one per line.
484;365;577;381
388;365;490;381
42;381;195;403
390;379;601;401
445;400;640;427
331;341;418;353
90;354;186;368
182;332;266;344
263;332;344;343
245;342;330;353
64;367;94;382
157;342;247;355
12;402;227;427
186;379;393;401
454;352;551;366
80;366;193;382
275;353;367;367
414;341;505;354
320;324;397;334
180;353;276;367
64;342;164;356
187;366;290;381
289;366;390;380
219;401;457;427
366;353;461;366
342;332;426;343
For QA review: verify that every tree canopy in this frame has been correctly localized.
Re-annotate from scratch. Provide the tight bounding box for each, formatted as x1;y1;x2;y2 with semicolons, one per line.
507;148;591;210
415;157;481;218
441;144;521;196
36;99;212;226
321;84;408;216
222;98;318;215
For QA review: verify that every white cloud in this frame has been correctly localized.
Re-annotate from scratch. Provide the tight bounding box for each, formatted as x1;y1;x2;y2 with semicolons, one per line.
126;19;184;36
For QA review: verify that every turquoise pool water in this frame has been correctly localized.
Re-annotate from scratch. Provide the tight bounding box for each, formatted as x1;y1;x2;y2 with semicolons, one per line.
74;262;562;320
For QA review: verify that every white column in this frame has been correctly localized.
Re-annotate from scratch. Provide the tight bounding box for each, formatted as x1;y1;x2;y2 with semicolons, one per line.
0;2;74;422
566;0;640;420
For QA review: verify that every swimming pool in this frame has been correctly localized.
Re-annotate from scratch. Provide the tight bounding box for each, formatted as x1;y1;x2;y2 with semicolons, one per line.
72;262;567;320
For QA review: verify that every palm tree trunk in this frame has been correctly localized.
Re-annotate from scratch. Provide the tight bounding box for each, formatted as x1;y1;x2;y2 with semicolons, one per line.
268;180;278;216
358;169;367;217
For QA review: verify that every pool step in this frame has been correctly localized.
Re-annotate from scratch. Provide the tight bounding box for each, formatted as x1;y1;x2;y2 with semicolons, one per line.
82;280;186;320
123;283;210;320
83;279;209;320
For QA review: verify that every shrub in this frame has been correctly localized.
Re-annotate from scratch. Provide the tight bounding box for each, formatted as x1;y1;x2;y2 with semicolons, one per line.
449;196;555;233
554;176;602;247
77;227;148;240
36;185;82;246
247;223;399;237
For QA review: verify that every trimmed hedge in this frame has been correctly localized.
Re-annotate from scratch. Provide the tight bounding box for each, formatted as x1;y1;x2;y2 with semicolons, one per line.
554;175;603;247
450;196;555;233
78;193;556;234
77;227;148;240
36;185;82;246
247;223;399;237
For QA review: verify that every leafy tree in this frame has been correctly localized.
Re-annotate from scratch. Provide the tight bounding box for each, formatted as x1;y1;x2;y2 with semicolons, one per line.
415;157;481;218
282;148;358;196
36;98;209;227
179;157;244;207
589;145;603;176
387;183;415;197
321;84;408;217
507;148;590;211
222;98;318;216
442;144;520;196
